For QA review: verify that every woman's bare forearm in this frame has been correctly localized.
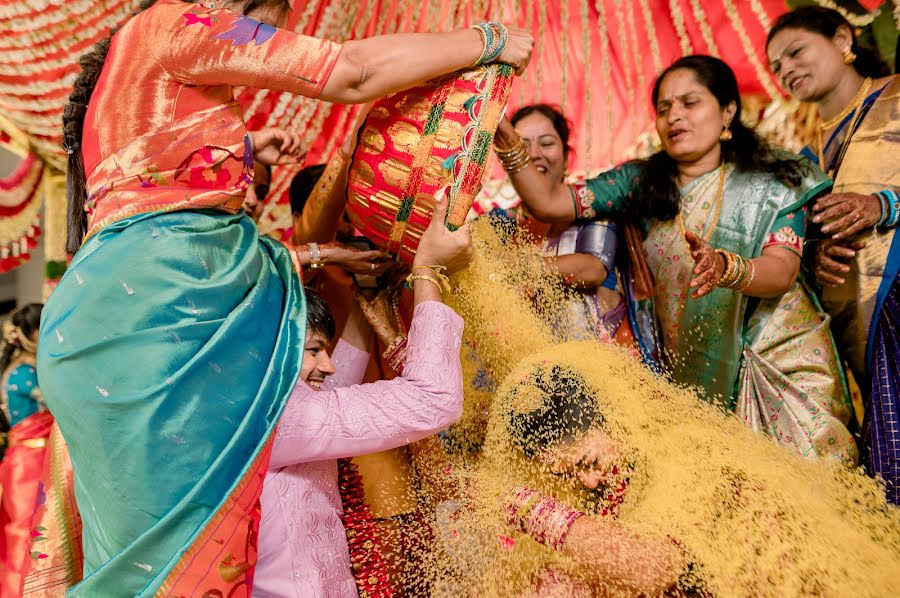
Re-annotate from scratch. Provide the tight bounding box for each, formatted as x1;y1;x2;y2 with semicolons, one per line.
320;30;483;104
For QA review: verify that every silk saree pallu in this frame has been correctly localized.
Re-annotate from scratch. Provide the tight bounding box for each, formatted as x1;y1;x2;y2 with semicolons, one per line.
0;410;53;597
643;166;828;403
737;281;857;464
820;76;900;501
642;166;852;459
22;422;83;597
819;76;900;384
36;210;305;596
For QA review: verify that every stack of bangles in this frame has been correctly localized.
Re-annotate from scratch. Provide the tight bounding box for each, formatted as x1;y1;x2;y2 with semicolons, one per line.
876;189;900;228
470;22;508;67
405;264;451;294
494;136;531;174
715;249;754;292
504;486;584;552
381;334;407;373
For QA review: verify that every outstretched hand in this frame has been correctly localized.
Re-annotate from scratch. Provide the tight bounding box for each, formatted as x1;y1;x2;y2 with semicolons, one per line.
251;128;306;166
685;231;724;299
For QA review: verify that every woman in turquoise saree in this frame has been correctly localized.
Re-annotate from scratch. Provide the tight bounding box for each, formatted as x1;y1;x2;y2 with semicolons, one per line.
766;6;899;503
493;55;855;464
37;0;533;594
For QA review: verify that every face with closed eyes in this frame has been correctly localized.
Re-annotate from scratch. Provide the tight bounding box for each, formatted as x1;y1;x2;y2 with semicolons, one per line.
540;428;621;491
514;112;568;184
655;68;735;165
766;27;854;103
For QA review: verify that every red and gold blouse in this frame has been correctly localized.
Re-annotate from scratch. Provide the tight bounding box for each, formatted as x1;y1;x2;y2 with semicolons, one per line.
81;0;341;241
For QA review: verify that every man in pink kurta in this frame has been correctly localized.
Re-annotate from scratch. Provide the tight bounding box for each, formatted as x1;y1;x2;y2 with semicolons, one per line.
254;294;464;597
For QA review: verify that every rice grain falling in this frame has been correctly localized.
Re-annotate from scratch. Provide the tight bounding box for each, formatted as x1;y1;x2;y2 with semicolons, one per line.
422;218;900;597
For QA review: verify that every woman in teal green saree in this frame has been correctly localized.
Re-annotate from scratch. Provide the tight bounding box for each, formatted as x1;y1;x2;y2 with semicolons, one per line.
493;55;856;464
35;1;533;594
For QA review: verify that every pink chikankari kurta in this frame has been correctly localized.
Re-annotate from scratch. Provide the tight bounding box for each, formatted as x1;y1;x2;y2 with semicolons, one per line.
255;301;464;597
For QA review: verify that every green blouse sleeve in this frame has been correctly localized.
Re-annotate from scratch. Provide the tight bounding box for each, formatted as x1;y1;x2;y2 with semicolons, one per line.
764;205;806;257
777;155;832;216
764;156;830;257
576;162;644;220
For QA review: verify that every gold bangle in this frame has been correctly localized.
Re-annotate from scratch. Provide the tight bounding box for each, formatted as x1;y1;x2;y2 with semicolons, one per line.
717;249;739;289
716;249;752;290
734;259;755;292
503;156;531;174
494;137;527;157
470;25;488;67
715;249;733;287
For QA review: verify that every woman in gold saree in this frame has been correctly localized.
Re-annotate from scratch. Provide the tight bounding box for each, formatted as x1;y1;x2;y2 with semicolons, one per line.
36;1;532;595
492;55;855;464
766;6;899;504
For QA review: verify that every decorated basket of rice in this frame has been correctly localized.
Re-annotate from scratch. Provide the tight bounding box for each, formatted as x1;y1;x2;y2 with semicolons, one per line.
346;63;514;264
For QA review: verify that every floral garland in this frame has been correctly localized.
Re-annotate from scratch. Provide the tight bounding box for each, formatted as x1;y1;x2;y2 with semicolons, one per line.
723;0;781;100
0;151;44;273
688;0;721;55
669;0;693;55
338;458;394;598
638;0;663;74
813;0;878;27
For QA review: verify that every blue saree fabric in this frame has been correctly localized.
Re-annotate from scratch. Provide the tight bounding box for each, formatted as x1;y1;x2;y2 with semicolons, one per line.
36;210;304;595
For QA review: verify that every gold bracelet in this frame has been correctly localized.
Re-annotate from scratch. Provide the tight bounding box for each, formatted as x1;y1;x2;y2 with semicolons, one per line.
716;249;752;290
717;249;740;288
406;273;443;293
412;264;451;291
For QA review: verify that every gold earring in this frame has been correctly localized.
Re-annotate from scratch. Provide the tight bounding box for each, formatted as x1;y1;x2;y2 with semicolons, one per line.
720;128;732;141
843;48;856;64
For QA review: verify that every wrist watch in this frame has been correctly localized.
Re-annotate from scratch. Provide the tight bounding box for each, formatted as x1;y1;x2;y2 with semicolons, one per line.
308;242;323;269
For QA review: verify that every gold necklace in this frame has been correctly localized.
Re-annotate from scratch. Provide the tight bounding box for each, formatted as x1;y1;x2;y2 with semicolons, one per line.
677;163;726;247
817;77;872;132
816;77;873;176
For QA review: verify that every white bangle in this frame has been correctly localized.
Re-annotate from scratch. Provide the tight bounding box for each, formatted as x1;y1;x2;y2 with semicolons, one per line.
308;242;323;269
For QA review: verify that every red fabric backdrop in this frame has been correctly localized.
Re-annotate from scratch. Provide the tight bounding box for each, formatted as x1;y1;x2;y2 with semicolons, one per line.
1;0;797;235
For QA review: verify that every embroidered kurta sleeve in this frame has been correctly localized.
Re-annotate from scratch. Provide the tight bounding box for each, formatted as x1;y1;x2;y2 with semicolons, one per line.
149;2;341;98
270;302;464;469
577;162;644;220
323;340;370;390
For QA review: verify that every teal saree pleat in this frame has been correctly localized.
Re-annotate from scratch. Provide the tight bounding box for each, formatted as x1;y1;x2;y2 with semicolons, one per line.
36;210;304;596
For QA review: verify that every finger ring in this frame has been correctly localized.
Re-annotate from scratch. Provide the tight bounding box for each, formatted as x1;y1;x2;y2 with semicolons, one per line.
370;262;375;271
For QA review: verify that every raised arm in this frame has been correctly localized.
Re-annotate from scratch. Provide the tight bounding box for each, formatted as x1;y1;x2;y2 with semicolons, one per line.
320;29;530;104
269;301;464;467
494;118;642;223
493;117;575;222
150;3;532;104
270;196;472;468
